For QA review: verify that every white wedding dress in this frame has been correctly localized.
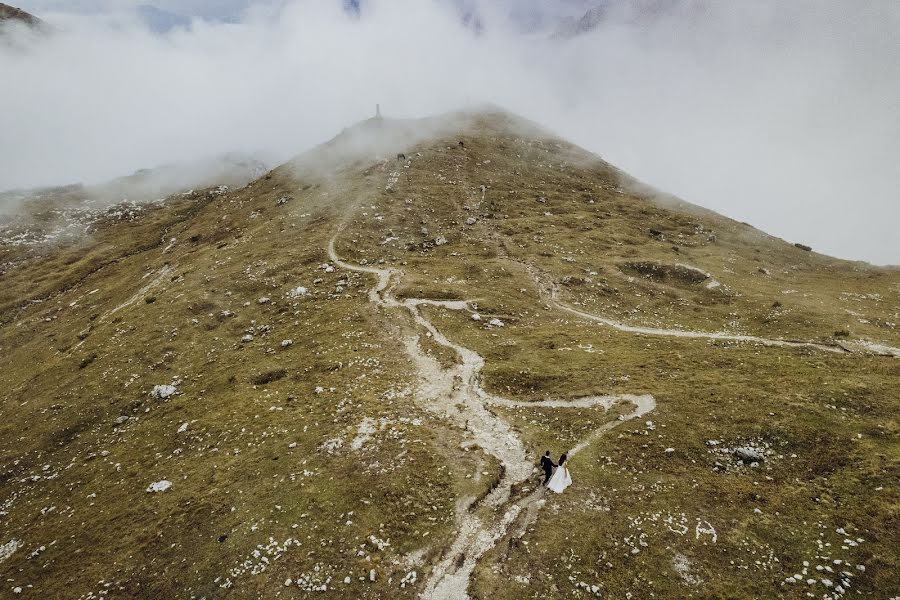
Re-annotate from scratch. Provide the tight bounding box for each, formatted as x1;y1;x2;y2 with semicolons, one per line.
546;464;572;493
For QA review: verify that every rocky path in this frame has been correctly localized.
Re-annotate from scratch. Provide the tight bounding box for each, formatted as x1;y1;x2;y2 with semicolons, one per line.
330;224;898;598
327;235;656;600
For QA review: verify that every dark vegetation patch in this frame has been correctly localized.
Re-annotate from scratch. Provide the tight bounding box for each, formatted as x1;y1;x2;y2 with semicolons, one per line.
619;261;710;286
251;368;288;386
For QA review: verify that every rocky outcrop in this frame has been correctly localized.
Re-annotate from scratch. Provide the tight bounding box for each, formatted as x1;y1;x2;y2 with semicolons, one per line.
0;3;42;27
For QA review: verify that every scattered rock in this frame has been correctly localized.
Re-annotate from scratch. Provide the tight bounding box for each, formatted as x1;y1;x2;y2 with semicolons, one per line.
146;480;172;493
258;297;271;305
399;571;417;588
241;334;254;343
0;540;21;564
151;384;177;400
281;339;293;348
113;416;130;426
320;438;343;454
434;236;448;246
734;446;764;463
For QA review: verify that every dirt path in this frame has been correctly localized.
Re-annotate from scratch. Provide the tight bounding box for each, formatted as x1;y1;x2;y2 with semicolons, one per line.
328;236;656;600
330;225;898;598
517;261;900;358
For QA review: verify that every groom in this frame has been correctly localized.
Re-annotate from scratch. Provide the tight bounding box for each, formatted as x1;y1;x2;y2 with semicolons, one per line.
540;451;556;486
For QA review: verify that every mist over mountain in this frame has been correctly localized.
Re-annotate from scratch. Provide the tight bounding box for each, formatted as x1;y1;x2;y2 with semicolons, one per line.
1;3;900;596
3;0;899;265
135;4;190;33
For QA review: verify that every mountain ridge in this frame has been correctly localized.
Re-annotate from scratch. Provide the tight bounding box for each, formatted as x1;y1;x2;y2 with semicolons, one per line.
0;2;40;26
0;108;897;599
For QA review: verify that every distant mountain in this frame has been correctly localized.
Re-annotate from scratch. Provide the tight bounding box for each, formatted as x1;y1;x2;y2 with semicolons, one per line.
343;0;361;17
0;3;42;27
554;4;608;37
136;4;192;33
552;1;679;38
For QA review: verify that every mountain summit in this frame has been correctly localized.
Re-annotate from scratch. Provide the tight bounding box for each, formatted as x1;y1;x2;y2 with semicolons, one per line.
1;109;898;599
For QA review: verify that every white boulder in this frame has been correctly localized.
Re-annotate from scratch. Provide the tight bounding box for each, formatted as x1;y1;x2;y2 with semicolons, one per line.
146;480;172;493
151;385;177;400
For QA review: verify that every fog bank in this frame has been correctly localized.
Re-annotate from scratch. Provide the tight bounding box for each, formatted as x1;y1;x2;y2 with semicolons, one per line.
3;0;899;264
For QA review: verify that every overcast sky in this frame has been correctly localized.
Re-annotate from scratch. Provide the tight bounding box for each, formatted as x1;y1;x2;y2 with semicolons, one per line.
3;1;899;265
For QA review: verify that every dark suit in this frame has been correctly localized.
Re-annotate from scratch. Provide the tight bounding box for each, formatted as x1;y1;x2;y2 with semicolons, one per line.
540;455;556;485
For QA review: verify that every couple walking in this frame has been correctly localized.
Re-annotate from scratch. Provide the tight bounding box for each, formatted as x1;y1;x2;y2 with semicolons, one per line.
539;451;572;493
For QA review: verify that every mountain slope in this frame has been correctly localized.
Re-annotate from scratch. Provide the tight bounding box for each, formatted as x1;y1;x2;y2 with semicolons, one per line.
0;109;897;599
0;3;40;27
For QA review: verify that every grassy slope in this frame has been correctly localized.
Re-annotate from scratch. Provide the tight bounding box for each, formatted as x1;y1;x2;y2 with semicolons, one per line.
0;110;897;598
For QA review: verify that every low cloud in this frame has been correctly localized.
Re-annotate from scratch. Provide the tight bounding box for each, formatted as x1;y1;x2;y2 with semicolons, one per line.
2;0;899;264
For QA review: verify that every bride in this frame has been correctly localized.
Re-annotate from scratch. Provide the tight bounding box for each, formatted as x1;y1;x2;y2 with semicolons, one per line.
546;453;572;493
